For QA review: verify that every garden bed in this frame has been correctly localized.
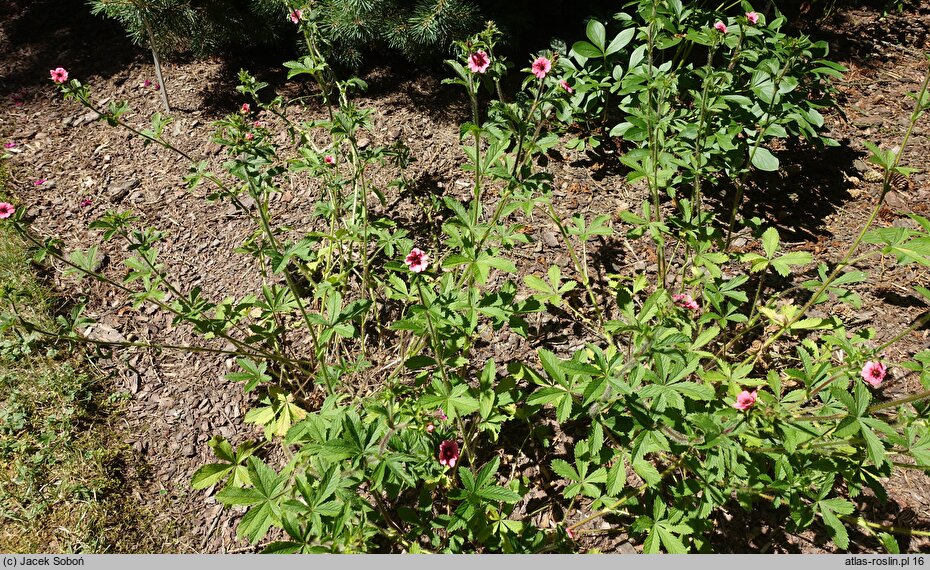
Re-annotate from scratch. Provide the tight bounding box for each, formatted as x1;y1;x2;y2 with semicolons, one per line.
2;0;930;553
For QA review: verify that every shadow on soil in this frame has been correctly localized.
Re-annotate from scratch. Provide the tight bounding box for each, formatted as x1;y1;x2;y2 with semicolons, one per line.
708;489;923;553
715;141;864;242
0;0;140;96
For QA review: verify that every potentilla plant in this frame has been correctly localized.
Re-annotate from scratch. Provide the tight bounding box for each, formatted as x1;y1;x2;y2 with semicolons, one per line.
7;0;930;553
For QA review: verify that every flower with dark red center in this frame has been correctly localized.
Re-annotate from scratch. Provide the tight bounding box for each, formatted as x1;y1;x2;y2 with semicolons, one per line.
673;293;700;311
746;11;759;24
531;57;551;79
50;67;68;83
0;202;15;219
467;50;490;74
438;440;459;468
733;390;757;411
405;248;430;273
861;361;887;388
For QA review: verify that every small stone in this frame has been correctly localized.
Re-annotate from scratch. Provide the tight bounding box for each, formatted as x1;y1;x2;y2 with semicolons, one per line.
80;323;126;344
618;542;637;555
885;191;909;210
109;178;140;203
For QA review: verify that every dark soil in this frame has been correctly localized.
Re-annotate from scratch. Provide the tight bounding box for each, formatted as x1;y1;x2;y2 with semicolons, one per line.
2;0;930;554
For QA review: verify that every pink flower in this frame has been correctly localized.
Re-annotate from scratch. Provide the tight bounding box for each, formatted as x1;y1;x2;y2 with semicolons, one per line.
673;293;700;311
4;142;15;148
467;50;490;74
34;179;46;186
153;82;160;91
49;67;68;83
714;21;728;33
143;79;152;88
425;423;435;433
435;408;447;421
253;120;265;128
289;9;303;23
240;103;250;114
438;440;459;468
733;390;757;411
861;361;887;388
531;56;551;79
746;11;759;24
559;79;574;93
244;132;254;140
0;202;14;219
404;248;430;273
566;528;575;540
80;198;92;207
324;155;335;165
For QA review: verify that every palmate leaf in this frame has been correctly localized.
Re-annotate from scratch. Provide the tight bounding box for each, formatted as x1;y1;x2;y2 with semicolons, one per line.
450;456;521;530
191;436;257;489
770;251;813;277
420;378;479;420
216;457;288;543
64;246;101;278
817;497;854;550
224;358;271;392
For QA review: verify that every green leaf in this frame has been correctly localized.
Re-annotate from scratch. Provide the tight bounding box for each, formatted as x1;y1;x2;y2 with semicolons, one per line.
751;146;779;172
632;459;662;486
586;20;606;50
878;532;900;554
606;28;635;55
225;358;271;392
191;463;232;490
216;457;289;543
656;525;689;553
771;251;813;277
571;40;603;59
860;424;887;467
537;348;566;384
672;382;715;401
819;501;851;550
761;227;779;259
589;422;604;456
550;459;578;481
478;485;522;503
606;455;626;496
